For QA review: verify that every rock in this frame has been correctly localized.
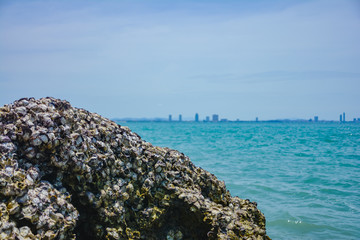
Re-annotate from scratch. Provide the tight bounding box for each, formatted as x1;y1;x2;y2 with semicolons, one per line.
0;97;270;239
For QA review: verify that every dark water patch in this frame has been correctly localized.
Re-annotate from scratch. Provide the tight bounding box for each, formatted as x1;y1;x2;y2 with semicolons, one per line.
319;187;353;196
294;152;313;158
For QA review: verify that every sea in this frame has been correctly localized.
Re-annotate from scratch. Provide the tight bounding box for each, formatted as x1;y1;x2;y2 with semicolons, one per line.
119;121;360;240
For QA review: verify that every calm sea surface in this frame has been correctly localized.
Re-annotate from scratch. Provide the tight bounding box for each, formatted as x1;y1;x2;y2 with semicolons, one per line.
119;122;360;240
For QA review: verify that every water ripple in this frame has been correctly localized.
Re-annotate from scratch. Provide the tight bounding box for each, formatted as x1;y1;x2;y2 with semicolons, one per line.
123;122;360;239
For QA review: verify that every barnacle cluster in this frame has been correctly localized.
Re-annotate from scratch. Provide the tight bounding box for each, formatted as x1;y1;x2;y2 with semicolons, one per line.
0;97;270;239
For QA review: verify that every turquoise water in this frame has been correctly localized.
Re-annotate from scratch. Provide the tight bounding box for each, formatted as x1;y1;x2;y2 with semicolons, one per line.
120;122;360;240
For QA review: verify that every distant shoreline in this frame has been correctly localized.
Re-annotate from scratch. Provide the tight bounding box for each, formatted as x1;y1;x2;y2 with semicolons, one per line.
113;118;358;123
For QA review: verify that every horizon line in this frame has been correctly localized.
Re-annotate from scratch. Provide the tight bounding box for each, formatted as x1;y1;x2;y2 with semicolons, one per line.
113;117;360;123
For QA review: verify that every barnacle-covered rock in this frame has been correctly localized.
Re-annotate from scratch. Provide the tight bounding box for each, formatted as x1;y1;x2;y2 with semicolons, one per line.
0;97;270;239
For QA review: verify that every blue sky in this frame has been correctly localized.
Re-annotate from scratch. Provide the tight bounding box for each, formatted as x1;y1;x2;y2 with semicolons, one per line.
1;0;359;120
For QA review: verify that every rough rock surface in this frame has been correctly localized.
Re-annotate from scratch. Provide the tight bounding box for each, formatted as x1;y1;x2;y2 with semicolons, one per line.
0;97;270;240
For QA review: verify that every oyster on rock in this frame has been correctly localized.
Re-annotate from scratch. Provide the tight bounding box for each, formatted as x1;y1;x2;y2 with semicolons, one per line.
0;97;270;240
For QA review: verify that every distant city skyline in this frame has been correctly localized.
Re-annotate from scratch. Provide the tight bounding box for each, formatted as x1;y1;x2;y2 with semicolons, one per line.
1;0;359;121
115;111;360;123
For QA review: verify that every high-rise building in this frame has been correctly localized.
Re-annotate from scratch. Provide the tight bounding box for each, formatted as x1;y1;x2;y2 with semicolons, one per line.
212;114;219;122
340;114;342;122
314;116;319;122
169;114;172;122
256;117;259;122
195;113;199;122
343;112;346;122
179;114;182;122
205;116;210;122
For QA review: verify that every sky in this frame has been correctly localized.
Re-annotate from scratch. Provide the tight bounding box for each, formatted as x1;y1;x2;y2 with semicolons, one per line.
0;0;359;121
